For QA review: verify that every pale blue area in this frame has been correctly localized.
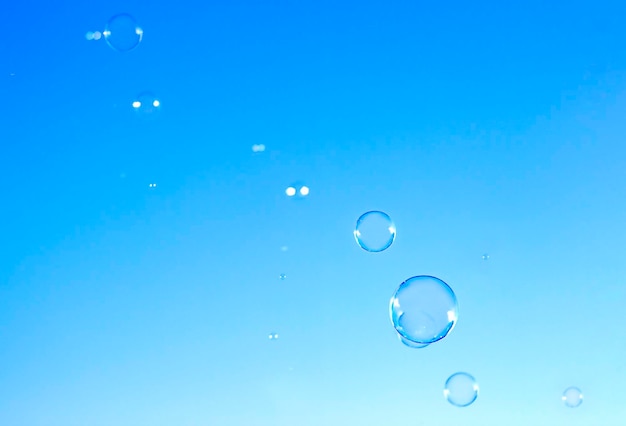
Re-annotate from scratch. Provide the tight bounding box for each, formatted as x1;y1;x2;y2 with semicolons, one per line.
1;0;626;425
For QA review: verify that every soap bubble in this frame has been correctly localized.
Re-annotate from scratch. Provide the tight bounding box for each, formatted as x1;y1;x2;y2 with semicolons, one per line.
132;92;161;118
285;183;309;199
562;387;583;408
390;275;458;344
444;372;479;407
354;211;396;252
103;13;143;52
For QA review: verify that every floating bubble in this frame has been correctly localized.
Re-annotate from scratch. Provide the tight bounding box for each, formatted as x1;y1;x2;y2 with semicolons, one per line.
103;13;143;52
86;31;103;41
354;211;396;252
390;275;458;344
397;333;429;349
279;273;286;280
132;92;161;117
268;333;279;340
562;387;583;408
444;372;479;407
285;183;309;199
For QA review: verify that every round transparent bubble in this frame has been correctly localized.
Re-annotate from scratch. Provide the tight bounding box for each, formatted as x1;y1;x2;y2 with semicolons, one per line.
103;13;143;52
444;372;479;407
390;275;458;344
132;92;161;118
397;333;429;349
354;211;396;252
562;387;583;408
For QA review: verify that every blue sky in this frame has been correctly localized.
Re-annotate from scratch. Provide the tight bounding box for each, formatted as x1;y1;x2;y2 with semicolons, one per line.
1;0;626;425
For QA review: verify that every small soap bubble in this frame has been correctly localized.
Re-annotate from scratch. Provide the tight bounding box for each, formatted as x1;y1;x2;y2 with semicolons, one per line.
562;387;583;408
86;31;102;41
390;275;458;344
268;333;279;340
354;211;396;252
103;13;143;52
132;92;161;118
285;183;309;199
444;372;479;407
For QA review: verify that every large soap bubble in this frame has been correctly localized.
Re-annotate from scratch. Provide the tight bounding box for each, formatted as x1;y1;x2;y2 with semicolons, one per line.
562;386;583;408
103;14;143;52
390;275;458;344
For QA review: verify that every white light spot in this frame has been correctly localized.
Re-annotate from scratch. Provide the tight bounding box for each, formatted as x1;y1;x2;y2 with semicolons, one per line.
152;100;160;108
132;101;141;108
447;310;457;322
285;187;296;197
299;186;310;196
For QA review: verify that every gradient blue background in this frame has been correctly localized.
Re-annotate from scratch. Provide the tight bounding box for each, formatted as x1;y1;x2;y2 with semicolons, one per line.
1;1;626;425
